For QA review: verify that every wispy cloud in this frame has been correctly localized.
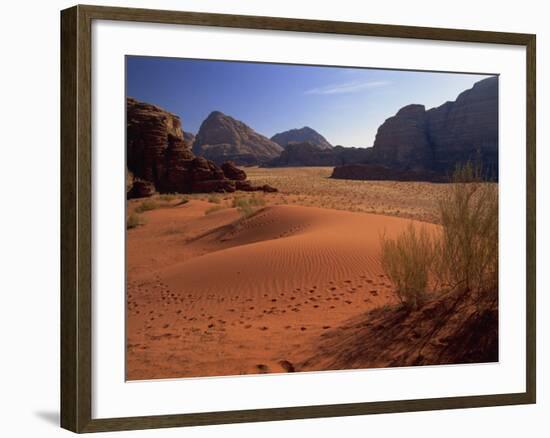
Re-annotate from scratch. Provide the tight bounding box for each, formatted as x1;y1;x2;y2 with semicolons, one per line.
304;80;390;95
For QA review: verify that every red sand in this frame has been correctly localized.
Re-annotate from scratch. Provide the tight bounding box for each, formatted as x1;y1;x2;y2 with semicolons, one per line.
126;200;438;380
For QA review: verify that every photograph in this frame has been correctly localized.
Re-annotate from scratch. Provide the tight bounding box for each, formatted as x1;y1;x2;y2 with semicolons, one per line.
125;56;499;381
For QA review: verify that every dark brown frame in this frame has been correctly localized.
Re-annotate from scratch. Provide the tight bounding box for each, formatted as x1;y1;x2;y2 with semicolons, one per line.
61;4;536;433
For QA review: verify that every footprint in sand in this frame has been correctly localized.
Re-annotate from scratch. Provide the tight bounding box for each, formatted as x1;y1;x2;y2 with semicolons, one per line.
256;364;269;373
279;360;295;372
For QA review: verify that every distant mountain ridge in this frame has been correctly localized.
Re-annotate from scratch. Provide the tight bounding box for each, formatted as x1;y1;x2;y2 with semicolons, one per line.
130;76;498;182
271;127;333;150
265;142;371;167
192;111;283;165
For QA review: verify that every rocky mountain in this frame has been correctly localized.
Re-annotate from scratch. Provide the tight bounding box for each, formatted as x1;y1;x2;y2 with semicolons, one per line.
193;111;283;165
126;98;276;197
333;76;499;181
271;127;333;150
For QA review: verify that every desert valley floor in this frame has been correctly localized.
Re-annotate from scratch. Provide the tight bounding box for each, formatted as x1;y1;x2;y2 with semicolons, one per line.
126;167;481;380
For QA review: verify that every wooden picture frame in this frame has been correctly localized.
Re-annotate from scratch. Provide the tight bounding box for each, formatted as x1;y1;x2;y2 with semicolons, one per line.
61;4;536;433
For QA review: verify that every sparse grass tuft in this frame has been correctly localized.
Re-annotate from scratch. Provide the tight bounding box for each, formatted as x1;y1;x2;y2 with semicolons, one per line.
158;193;179;202
232;196;266;217
208;194;221;204
135;199;159;213
127;213;145;229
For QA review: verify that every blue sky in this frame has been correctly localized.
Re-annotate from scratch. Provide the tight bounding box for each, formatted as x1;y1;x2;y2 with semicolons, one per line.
126;56;495;148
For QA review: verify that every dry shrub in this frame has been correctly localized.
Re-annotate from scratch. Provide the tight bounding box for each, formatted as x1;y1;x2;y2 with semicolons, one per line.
135;199;159;213
380;162;498;307
435;162;498;295
380;223;434;309
158;193;178;202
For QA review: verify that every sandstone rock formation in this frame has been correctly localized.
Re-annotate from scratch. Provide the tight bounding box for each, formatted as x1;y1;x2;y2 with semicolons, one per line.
369;104;433;172
193;111;283;165
183;131;195;149
271;127;333;150
126;98;276;197
221;161;247;181
426;76;498;175
332;76;499;181
127;178;156;199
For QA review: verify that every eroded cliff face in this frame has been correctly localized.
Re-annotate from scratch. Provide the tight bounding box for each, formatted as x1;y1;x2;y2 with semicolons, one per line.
127;97;194;192
192;111;283;165
370;104;433;172
366;76;498;178
426;76;498;175
126;98;276;197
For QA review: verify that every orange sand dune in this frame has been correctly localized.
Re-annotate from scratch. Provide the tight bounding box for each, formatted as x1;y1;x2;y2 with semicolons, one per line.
126;201;438;380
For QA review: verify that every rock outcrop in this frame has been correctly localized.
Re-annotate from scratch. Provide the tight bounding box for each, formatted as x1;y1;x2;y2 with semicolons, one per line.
271;127;333;150
127;178;156;199
332;76;499;181
193;111;283;165
127;97;194;191
221;161;247;181
126;98;277;197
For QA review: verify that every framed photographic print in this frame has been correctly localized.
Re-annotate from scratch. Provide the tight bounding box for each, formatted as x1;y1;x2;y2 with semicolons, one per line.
60;4;536;433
